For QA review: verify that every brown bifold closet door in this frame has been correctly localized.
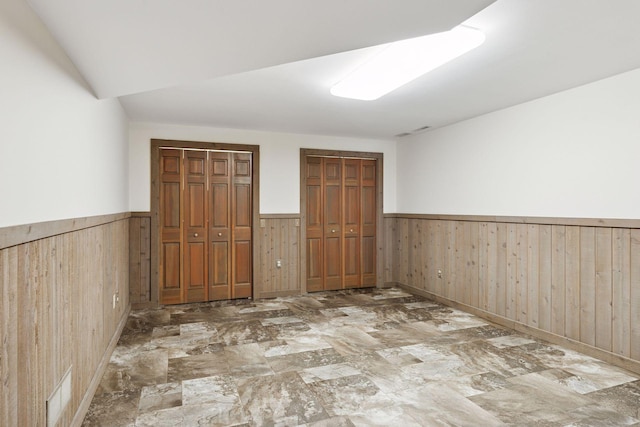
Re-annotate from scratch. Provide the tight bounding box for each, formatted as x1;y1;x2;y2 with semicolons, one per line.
159;149;183;304
184;150;208;302
305;157;324;292
159;148;253;304
305;156;376;291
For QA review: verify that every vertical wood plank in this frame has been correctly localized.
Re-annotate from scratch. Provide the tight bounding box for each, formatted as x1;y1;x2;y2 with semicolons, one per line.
424;220;433;292
595;228;613;352
478;222;489;311
505;223;518;321
140;217;151;302
279;219;286;290
445;221;457;300
527;224;540;328
17;242;33;424
630;229;640;360
462;221;474;306
580;227;596;346
486;222;498;313
612;228;631;357
259;221;268;292
432;221;444;296
495;223;508;317
538;224;552;332
551;225;566;336
292;219;300;292
469;222;480;308
516;224;528;324
41;237;53;409
390;218;400;284
1;247;18;426
287;218;297;292
400;219;410;286
455;221;466;304
565;226;581;340
413;220;423;289
383;217;394;283
405;219;414;287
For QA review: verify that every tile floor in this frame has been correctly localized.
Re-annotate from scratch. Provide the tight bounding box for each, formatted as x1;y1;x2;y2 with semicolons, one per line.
83;288;640;426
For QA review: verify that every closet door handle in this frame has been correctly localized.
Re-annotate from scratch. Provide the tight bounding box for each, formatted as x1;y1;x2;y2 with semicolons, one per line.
350;228;354;233
331;229;336;233
218;232;222;237
194;233;198;237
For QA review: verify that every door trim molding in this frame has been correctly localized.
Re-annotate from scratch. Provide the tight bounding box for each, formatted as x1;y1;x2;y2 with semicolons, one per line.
299;148;384;292
151;139;260;305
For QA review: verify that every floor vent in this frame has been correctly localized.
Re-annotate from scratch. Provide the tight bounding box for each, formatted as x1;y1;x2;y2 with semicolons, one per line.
47;366;72;427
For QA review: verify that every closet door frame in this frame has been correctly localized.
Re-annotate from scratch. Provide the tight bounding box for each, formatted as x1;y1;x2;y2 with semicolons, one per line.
300;148;384;293
151;139;260;306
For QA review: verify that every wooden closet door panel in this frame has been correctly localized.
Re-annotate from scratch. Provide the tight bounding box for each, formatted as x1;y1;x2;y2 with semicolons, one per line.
232;153;253;299
361;160;377;286
159;146;254;304
324;158;342;290
343;159;361;288
184;151;208;302
306;157;323;292
160;149;182;304
209;152;231;300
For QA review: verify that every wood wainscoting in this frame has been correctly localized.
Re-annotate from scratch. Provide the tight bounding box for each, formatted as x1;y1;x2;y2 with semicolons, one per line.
384;214;640;374
129;212;152;308
0;213;130;427
129;213;302;302
257;214;301;299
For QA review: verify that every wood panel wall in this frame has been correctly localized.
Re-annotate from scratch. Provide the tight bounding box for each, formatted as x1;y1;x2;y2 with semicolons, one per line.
256;215;301;298
385;215;640;372
129;213;152;307
0;215;130;426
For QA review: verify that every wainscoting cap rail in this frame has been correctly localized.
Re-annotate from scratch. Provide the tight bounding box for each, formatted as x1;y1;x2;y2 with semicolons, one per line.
0;212;131;249
383;213;640;229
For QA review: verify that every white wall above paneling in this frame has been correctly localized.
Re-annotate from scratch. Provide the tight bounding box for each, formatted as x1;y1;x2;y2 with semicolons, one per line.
396;68;640;219
0;0;129;228
129;123;396;214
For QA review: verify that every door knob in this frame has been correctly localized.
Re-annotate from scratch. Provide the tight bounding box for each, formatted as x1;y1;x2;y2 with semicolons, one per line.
350;228;354;233
218;232;222;237
331;229;336;233
194;233;198;237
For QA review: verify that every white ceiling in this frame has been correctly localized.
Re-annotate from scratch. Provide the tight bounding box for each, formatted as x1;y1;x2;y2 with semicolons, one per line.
28;0;640;140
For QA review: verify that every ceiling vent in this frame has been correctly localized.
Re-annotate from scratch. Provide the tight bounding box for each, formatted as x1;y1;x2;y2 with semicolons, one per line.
395;125;431;138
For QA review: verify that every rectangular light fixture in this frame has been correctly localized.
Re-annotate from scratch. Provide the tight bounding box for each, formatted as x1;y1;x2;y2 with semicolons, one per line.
330;26;485;101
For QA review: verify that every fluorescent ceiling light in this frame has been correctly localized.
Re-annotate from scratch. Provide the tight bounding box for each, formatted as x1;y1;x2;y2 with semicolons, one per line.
330;26;485;101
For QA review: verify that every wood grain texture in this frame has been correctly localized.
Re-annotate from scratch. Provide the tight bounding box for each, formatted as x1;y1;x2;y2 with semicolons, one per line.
612;228;631;357
151;140;261;306
256;216;301;298
551;225;566;336
299;149;384;293
631;230;640;360
0;216;129;426
538;224;552;332
129;215;152;307
385;215;640;370
580;227;596;346
383;217;397;284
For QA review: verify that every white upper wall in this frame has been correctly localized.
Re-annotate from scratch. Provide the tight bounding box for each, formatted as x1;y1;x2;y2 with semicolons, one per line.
129;123;397;214
0;0;129;227
397;67;640;219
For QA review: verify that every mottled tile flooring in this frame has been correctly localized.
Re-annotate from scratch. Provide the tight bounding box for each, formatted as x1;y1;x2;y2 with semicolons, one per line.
83;288;640;426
